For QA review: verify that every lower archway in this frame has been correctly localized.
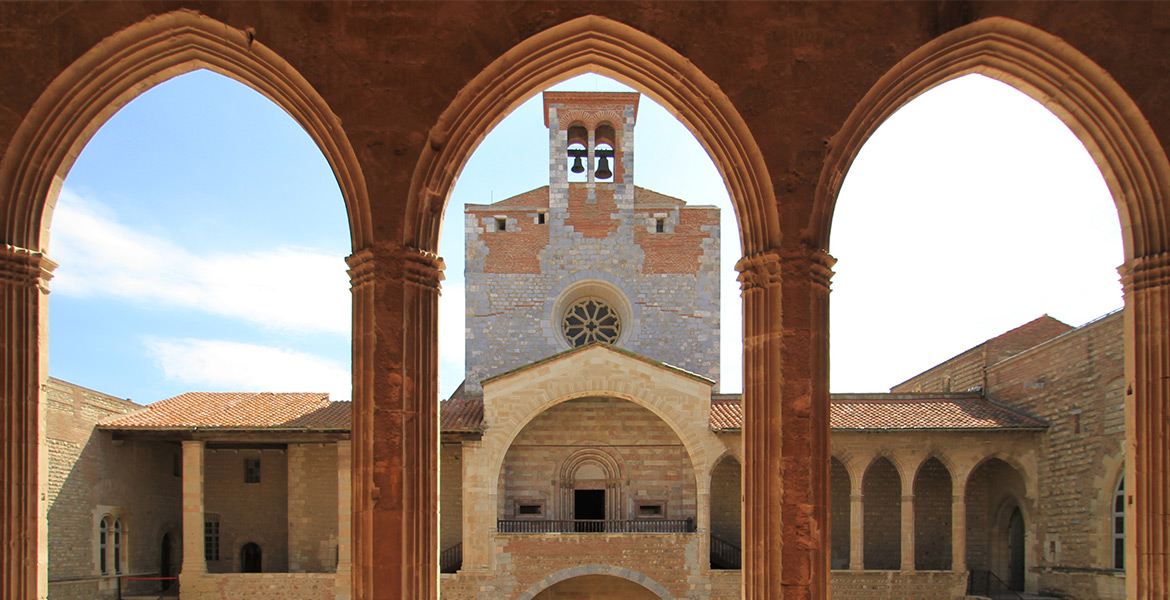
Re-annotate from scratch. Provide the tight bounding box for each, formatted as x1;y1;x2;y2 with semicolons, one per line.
517;565;675;600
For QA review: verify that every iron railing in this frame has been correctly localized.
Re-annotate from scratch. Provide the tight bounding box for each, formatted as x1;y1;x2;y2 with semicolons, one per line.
497;518;694;534
709;534;741;569
967;569;1023;600
439;543;462;574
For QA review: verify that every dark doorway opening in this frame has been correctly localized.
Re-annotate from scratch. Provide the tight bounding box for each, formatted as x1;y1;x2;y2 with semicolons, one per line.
160;533;173;589
1008;507;1025;591
241;542;262;573
574;489;605;532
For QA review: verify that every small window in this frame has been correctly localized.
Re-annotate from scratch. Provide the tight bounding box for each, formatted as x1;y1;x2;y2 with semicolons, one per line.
1114;476;1125;570
536;211;547;225
204;514;220;562
495;217;507;232
517;504;543;517
244;458;261;484
637;503;664;518
99;517;110;575
655;217;665;233
113;519;123;575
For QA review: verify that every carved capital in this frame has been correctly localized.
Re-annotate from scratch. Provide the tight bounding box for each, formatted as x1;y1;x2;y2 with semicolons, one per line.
782;246;837;292
735;248;783;292
0;245;57;292
346;242;446;293
1119;251;1170;293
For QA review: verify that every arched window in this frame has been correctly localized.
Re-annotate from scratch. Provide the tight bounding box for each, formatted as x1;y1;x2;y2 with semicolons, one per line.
112;518;123;575
1113;476;1125;570
99;517;110;575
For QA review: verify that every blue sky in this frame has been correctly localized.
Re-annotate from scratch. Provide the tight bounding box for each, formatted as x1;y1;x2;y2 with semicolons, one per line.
49;70;1122;403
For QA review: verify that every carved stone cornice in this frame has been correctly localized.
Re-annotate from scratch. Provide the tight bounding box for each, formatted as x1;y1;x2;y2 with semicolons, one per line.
735;248;783;292
1120;251;1170;293
0;245;57;292
346;242;446;293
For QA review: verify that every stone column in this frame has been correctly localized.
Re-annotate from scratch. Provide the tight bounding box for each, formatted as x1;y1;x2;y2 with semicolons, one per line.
347;244;443;600
900;488;915;571
951;493;966;572
1119;253;1170;600
738;247;835;600
849;492;864;570
180;440;206;576
0;246;54;600
336;440;352;600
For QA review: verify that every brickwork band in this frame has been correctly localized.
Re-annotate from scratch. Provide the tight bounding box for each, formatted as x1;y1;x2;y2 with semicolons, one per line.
1119;251;1170;600
0;246;54;600
347;243;443;600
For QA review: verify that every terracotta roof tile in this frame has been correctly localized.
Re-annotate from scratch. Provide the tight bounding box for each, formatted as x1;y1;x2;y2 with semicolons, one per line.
101;392;343;429
707;394;1046;431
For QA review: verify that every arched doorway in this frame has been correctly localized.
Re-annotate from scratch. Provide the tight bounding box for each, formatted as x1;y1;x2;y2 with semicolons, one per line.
160;533;174;590
240;542;262;573
1008;507;1025;591
709;455;742;569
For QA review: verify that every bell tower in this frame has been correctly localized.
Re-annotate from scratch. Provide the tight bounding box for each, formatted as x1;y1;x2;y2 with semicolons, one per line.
544;92;639;212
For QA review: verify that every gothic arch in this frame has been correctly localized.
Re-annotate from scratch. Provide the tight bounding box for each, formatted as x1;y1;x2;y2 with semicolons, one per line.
406;14;777;255
810;16;1170;261
516;564;675;600
0;8;371;252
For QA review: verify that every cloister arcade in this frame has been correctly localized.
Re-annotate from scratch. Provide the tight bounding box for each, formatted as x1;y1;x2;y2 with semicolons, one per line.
2;5;1169;600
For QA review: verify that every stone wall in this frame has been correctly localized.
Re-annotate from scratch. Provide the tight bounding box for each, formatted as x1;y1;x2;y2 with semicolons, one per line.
204;448;289;573
178;572;337;600
829;570;968;600
45;378;182;600
984;311;1125;599
441;442;464;552
287;443;339;573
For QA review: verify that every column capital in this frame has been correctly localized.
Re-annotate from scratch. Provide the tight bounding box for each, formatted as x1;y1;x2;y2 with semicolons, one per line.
0;245;57;292
736;248;783;291
783;246;836;292
1119;251;1170;293
346;242;446;292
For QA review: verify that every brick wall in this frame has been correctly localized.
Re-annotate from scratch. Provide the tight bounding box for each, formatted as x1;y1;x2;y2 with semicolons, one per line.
709;456;741;547
984;311;1125;599
205;448;289;573
45;379;182;600
913;457;952;570
287;443;338;573
179;572;337;600
830;459;851;569
499;398;696;522
863;458;901;569
441;443;463;551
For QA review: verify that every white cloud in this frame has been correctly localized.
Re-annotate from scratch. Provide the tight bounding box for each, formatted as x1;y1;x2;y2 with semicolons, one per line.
51;189;350;334
145;337;351;400
438;281;465;399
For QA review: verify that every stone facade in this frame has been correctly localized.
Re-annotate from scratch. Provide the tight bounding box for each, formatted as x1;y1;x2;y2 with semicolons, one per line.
44;378;182;600
464;92;720;393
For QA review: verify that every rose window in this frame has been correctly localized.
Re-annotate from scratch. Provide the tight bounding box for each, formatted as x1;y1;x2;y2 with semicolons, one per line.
562;298;621;347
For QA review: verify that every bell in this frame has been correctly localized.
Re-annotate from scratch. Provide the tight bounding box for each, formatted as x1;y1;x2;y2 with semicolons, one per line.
595;154;613;179
570;154;585;174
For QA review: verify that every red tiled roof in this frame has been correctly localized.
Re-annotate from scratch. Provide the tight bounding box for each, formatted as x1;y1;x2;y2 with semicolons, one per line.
100;392;345;429
706;394;1047;431
440;381;484;432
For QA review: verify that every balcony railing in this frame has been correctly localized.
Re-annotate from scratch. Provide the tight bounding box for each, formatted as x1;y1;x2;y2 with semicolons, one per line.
498;518;695;534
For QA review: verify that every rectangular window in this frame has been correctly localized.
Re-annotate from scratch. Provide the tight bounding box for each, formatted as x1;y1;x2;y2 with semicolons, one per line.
244;458;261;483
536;211;547;225
204;515;220;562
517;504;543;517
637;503;665;518
495;217;507;232
655;217;665;233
